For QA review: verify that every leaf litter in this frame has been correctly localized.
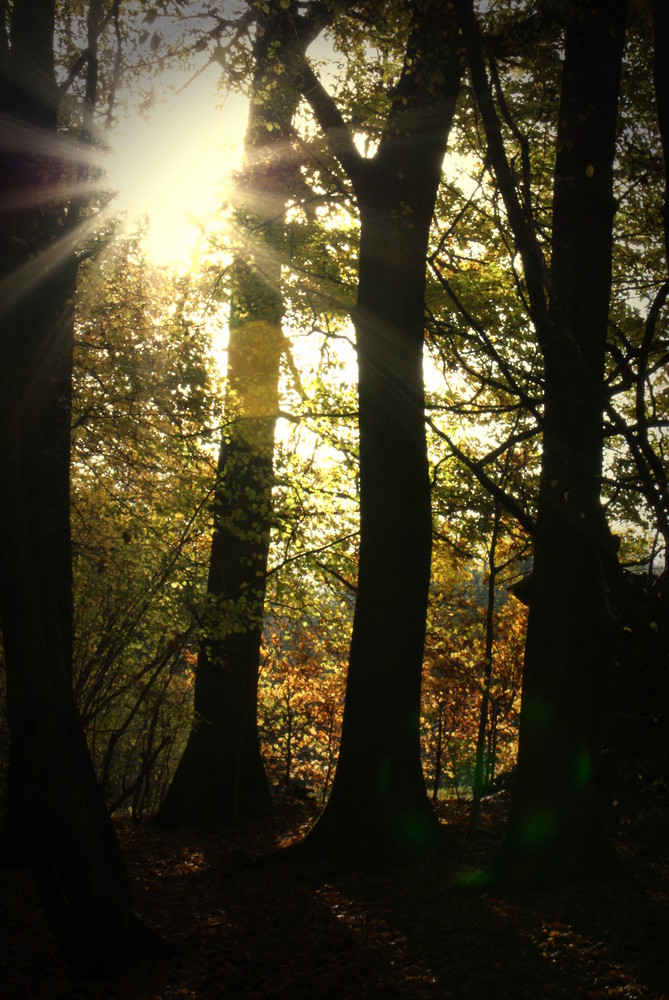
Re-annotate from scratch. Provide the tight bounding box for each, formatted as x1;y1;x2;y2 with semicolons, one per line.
1;792;668;999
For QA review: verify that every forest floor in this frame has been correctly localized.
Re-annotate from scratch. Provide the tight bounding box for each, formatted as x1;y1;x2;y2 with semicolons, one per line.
2;777;668;1000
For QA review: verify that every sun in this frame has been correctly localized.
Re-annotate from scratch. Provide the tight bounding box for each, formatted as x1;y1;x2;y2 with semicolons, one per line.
107;70;246;270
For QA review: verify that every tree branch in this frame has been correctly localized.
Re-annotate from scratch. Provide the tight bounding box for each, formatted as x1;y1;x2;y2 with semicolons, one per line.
427;415;536;535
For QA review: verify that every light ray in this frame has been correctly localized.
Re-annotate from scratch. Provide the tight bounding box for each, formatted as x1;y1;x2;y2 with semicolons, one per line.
0;179;112;214
0;199;121;315
0;111;110;172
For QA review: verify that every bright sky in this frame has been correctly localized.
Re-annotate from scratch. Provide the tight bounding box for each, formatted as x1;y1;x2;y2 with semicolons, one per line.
107;65;247;270
100;34;478;395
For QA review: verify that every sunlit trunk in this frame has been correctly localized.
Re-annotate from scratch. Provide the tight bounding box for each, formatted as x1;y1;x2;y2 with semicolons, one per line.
153;3;323;827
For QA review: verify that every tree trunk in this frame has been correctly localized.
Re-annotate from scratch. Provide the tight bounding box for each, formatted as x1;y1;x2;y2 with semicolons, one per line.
653;0;669;269
153;2;323;827
152;265;280;825
469;503;501;836
0;0;158;970
294;3;462;862
485;0;628;886
307;203;439;856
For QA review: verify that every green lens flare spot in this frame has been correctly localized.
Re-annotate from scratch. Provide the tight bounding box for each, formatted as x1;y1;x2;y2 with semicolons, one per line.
393;811;437;850
456;866;494;890
522;696;553;731
575;749;591;790
518;808;558;849
377;762;391;795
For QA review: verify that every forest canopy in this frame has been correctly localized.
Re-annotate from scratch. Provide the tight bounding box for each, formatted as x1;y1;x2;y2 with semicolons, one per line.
0;0;668;976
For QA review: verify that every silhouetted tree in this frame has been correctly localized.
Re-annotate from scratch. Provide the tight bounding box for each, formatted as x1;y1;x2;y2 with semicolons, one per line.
456;0;628;885
0;0;159;970
154;0;327;827
288;0;462;860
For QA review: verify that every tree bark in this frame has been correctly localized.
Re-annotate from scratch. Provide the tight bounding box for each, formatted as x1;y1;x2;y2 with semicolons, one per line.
0;0;160;970
153;1;324;827
293;1;462;862
459;0;628;886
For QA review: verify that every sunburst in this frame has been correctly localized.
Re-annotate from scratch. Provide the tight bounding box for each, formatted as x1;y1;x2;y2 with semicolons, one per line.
106;70;246;271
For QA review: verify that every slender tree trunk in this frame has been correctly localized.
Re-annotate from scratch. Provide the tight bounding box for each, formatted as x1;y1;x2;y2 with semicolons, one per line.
469;503;501;836
154;2;324;827
653;0;669;270
0;0;158;970
651;0;669;776
307;201;439;854
432;712;444;805
293;2;462;861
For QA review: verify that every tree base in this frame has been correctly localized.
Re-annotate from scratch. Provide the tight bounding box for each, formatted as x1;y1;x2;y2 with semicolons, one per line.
151;749;272;830
269;795;454;871
151;786;273;829
455;831;627;895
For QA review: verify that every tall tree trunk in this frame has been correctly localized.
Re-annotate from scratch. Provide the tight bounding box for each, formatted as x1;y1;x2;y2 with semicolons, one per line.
293;2;461;861
154;2;323;827
465;0;628;886
153;261;281;826
0;0;158;971
306;198;440;856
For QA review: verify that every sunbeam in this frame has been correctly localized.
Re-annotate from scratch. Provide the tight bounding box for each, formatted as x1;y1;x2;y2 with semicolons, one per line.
0;199;121;315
